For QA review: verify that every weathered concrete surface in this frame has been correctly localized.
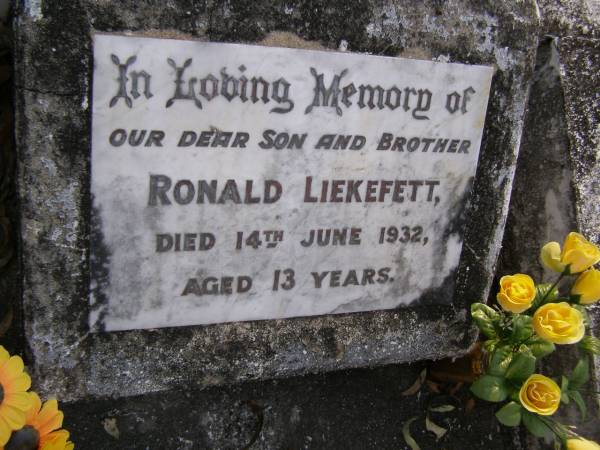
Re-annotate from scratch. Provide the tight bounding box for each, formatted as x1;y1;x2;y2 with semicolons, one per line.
498;37;577;282
61;362;526;449
13;0;539;402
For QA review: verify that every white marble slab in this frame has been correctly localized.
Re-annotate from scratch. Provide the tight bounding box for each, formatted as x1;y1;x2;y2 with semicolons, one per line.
89;33;493;331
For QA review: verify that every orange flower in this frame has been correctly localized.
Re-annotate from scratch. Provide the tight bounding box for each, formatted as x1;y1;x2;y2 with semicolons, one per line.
40;429;74;450
4;392;73;450
0;346;33;446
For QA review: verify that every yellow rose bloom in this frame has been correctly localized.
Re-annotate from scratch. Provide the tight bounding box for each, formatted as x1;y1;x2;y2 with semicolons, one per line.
0;346;33;446
533;302;585;344
541;241;566;273
542;233;600;274
572;268;600;304
563;233;600;273
567;438;600;450
518;374;560;415
496;274;536;313
540;232;600;273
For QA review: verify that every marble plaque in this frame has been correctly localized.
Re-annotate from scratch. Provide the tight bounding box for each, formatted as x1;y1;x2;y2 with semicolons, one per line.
90;33;493;331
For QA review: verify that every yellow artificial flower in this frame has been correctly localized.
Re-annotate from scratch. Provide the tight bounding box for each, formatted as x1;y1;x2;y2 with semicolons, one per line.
541;241;566;273
567;438;600;450
541;233;600;274
533;302;585;344
4;392;74;450
0;346;33;446
496;274;536;313
563;233;600;273
572;268;600;304
518;374;560;415
40;429;74;450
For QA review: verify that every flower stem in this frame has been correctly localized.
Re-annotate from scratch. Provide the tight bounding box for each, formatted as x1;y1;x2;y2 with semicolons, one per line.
536;416;566;441
540;271;567;305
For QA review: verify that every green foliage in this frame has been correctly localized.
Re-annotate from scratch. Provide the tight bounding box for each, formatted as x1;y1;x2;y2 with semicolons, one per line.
522;412;553;439
470;375;509;402
487;346;514;377
525;335;555;359
495;401;522;427
471;303;501;339
482;339;499;353
569;391;587;420
572;304;591;326
570;293;582;304
531;283;559;310
569;358;589;388
562;358;590;420
579;335;600;355
510;315;533;343
468;242;599;444
560;376;570;404
505;350;536;383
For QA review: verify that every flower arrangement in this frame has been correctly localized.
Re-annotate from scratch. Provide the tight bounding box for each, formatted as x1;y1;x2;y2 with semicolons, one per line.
0;346;73;450
471;232;600;449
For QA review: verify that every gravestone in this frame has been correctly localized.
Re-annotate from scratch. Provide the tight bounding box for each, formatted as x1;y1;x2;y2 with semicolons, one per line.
14;0;539;406
90;34;492;331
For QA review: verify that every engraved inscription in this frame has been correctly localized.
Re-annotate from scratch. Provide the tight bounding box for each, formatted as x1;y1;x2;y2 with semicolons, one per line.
90;34;493;331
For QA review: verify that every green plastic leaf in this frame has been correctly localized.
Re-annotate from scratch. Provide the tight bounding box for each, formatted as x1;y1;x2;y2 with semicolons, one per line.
471;303;500;339
526;335;555;358
569;391;587;420
510;315;533;343
425;415;447;440
471;303;501;321
532;283;559;309
402;416;421;450
429;405;455;413
488;346;514;377
509;390;520;403
569;358;590;388
522;412;553;439
470;375;509;402
570;293;582;304
560;376;570;404
579;335;600;355
482;339;499;353
505;351;536;382
572;305;591;326
495;401;522;427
